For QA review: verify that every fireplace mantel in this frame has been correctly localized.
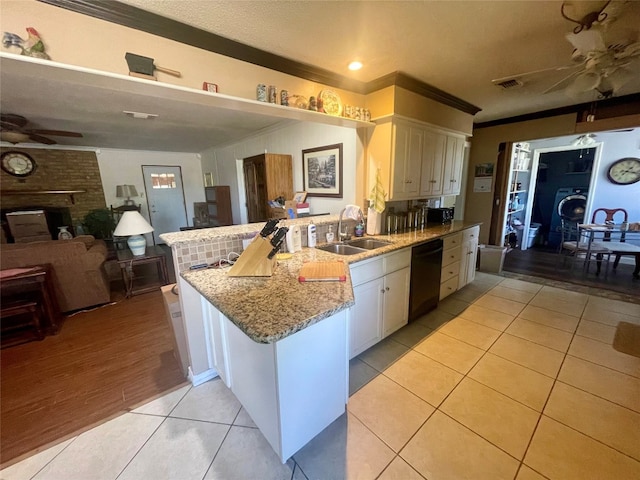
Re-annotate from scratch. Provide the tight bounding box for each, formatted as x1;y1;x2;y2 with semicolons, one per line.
1;190;86;205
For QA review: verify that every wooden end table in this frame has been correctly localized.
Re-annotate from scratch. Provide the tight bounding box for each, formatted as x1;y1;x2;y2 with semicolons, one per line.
116;246;170;298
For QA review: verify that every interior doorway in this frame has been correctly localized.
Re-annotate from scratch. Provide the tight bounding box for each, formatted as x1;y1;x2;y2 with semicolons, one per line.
142;165;188;244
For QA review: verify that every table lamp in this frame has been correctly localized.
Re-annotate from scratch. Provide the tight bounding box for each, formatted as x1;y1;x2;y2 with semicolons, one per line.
113;211;154;256
116;185;139;206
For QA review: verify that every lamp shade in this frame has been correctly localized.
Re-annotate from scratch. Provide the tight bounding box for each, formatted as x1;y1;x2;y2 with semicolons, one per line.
113;211;154;256
113;211;154;236
116;185;139;199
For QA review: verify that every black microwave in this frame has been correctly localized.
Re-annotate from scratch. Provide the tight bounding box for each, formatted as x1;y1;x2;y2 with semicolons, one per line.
427;207;455;224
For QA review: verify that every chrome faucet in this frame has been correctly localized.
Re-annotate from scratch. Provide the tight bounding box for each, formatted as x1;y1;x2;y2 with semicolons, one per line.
338;208;351;242
338;206;363;242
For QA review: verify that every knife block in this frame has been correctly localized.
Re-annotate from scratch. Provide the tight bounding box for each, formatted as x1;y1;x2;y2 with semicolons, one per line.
228;235;276;277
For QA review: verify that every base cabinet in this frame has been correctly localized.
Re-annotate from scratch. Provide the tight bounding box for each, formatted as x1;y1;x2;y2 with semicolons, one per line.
349;248;411;358
459;226;479;289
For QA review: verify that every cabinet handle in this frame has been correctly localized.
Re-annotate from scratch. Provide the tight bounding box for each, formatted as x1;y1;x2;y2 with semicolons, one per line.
381;289;386;294
430;180;437;183
386;286;390;291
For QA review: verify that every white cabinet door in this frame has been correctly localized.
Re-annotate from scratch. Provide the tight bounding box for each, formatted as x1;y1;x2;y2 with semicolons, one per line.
391;121;421;199
382;267;411;337
459;227;480;289
420;129;446;196
349;277;384;359
443;135;465;195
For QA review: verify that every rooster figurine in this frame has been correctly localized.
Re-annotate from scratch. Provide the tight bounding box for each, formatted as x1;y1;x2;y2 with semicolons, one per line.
2;27;50;59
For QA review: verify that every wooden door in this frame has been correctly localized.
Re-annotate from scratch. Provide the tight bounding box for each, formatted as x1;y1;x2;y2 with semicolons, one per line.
243;156;268;223
488;142;512;246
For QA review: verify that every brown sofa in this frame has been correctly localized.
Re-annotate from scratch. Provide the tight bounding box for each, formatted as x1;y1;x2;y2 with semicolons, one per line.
0;235;111;312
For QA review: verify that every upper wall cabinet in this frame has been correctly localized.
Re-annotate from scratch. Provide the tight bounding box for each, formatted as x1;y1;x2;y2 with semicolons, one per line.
368;116;466;201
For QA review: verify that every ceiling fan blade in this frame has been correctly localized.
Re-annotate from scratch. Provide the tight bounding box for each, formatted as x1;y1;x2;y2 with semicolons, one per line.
491;63;580;85
566;27;606;54
614;41;640;59
543;70;583;94
30;129;83;138
566;71;602;97
27;133;57;145
0;113;28;129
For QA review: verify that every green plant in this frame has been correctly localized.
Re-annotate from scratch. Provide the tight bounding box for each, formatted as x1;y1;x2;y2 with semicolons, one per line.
83;208;116;239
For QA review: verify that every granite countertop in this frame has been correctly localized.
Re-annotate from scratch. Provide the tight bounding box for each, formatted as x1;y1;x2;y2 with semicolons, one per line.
180;220;480;344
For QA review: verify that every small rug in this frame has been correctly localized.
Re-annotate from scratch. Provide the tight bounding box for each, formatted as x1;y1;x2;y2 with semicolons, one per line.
613;321;640;358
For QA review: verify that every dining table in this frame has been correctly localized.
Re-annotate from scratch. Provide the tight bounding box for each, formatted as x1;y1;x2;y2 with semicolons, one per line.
578;223;640;279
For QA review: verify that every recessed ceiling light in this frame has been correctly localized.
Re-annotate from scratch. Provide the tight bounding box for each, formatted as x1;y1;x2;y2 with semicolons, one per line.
123;111;158;119
348;61;363;71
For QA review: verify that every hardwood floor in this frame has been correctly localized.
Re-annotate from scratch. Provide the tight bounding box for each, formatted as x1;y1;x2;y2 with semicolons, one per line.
502;245;640;300
0;276;187;467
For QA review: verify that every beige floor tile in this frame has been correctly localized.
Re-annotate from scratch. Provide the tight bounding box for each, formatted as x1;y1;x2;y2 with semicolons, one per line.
488;285;537;303
528;295;586;317
489;333;564;378
468;353;554;411
437;297;471;316
568;335;640;378
586;296;640;319
384;350;463;407
388;322;432;348
538;285;589;304
498;278;543;294
377;457;424;480
558;356;640;413
581;303;640;327
348;374;434;452
438;317;501;350
400;411;519;480
450;285;486;303
440;378;540;459
505;318;573;352
515;465;548;480
474;272;504;286
293;413;395;480
524;416;640;479
473;294;527;316
544;382;640;461
576;319;616;344
414;331;485;374
413;308;455;331
457;304;515;331
357;337;410;373
517;305;580;333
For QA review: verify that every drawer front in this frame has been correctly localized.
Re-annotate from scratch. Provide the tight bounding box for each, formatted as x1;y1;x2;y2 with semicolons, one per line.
441;246;462;267
384;248;411;274
440;276;459;300
463;225;480;243
443;232;462;250
441;260;460;283
350;257;384;286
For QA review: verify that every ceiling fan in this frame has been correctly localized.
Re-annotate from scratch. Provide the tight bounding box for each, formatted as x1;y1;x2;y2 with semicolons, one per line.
0;113;83;145
492;2;640;98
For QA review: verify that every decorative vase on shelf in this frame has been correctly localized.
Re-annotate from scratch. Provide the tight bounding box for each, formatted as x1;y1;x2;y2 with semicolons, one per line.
58;226;73;240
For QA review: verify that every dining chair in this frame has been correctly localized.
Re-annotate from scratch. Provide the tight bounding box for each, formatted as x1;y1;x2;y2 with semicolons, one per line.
591;208;636;275
558;218;611;275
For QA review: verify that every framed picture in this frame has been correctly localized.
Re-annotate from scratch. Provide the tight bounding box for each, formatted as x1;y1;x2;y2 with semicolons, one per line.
302;143;343;198
293;191;308;203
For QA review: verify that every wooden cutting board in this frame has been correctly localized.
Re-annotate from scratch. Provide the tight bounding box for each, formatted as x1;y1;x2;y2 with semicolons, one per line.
298;261;346;282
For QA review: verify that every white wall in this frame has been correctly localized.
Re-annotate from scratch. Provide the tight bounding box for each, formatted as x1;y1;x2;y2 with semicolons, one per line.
97;148;204;231
527;128;640;231
200;122;363;225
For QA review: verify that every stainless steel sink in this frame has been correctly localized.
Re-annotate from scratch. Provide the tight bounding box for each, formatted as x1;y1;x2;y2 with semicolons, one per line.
316;243;367;255
346;238;393;250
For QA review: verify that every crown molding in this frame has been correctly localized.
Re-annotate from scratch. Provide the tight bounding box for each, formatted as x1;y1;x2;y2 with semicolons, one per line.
38;0;480;115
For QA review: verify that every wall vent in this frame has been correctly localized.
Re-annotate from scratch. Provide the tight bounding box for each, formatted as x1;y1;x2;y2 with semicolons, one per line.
493;78;523;89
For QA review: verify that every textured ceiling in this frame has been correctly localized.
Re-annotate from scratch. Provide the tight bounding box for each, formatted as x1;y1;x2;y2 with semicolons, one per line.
119;0;640;122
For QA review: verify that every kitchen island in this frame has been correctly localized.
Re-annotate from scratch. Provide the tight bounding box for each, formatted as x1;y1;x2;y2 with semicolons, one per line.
161;217;480;462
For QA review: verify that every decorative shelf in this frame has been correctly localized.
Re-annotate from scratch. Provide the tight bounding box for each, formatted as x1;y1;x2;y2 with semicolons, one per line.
1;190;86;204
507;207;525;214
510;189;527;194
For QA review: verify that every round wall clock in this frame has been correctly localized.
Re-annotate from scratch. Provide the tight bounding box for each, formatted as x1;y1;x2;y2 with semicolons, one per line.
1;151;37;177
607;157;640;185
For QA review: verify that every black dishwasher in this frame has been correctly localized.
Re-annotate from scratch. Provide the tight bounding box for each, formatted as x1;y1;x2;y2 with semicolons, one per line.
408;239;443;321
